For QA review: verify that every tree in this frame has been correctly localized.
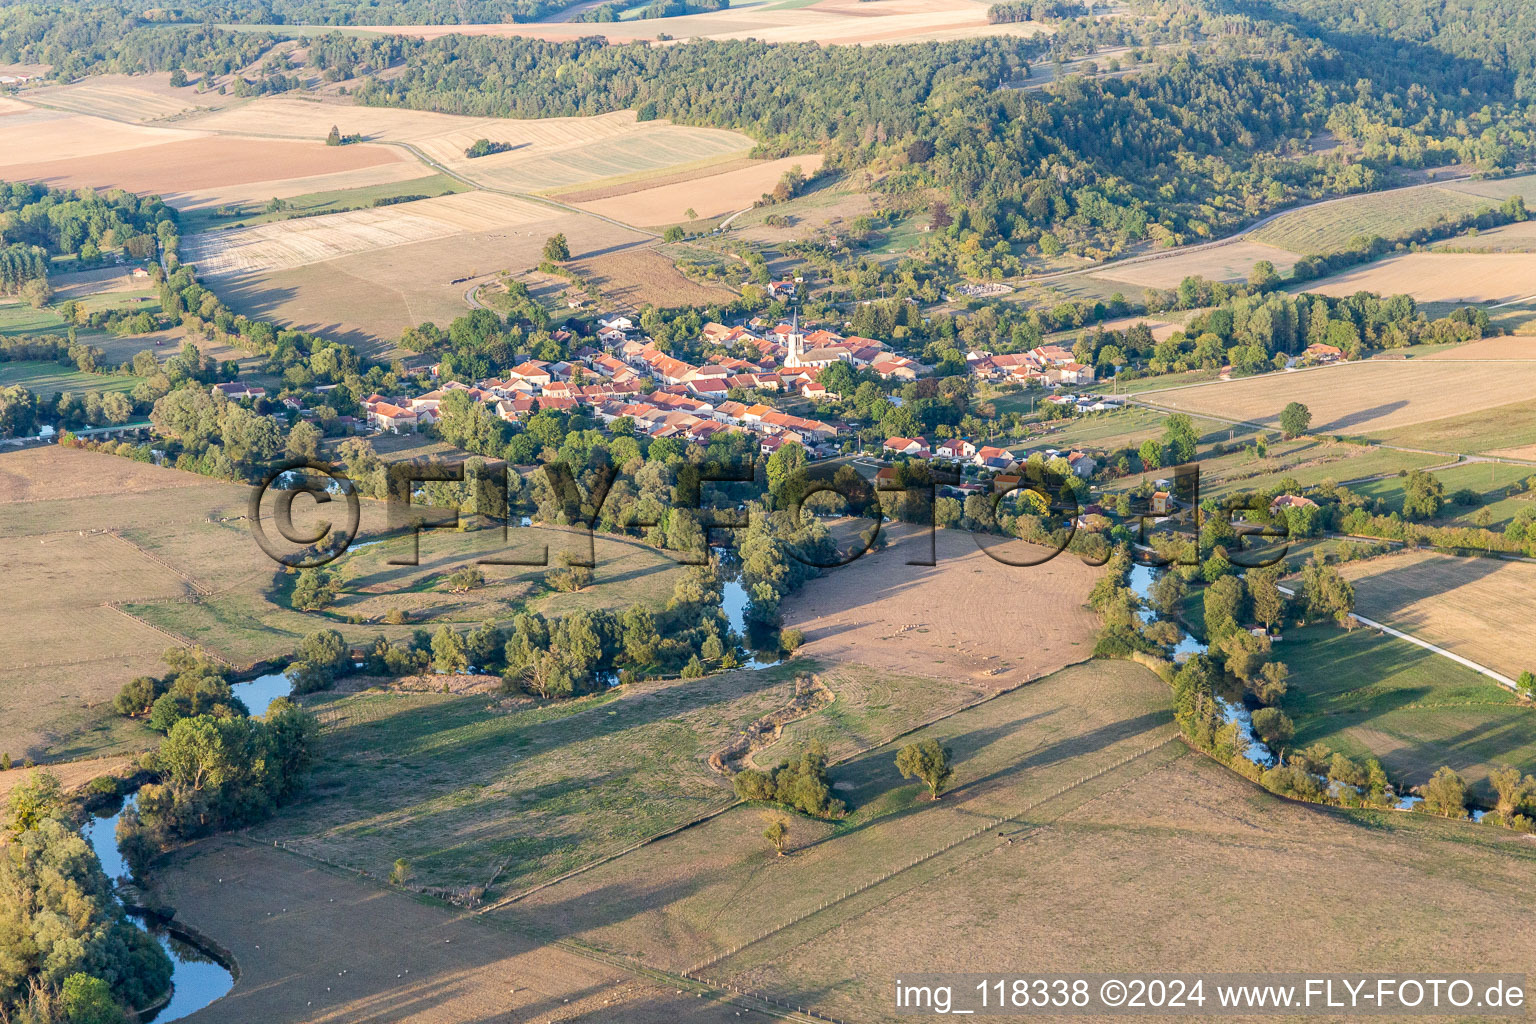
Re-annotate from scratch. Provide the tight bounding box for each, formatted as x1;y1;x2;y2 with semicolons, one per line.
1519;671;1536;701
60;973;128;1024
1163;414;1199;465
1251;707;1294;750
542;233;570;262
761;813;789;856
286;420;322;460
1490;765;1536;818
4;769;63;834
326;124;342;145
1421;766;1467;817
1248;565;1286;630
895;739;954;800
289;568;338;611
1402;469;1445;521
1138;437;1162;470
431;626;468;674
1279;401;1311;439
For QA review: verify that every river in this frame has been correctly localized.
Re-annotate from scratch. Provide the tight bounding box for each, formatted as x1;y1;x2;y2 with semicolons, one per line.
82;800;235;1021
1126;563;1276;768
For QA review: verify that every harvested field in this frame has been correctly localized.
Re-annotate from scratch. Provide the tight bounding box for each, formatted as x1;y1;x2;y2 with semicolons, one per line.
573;154;825;226
784;526;1101;691
1092;240;1299;288
504;659;1177;972
545;154;760;202
1250;185;1490;254
1433;219;1536;253
1424;335;1536;359
1093;314;1182;341
3;131;410;196
1302;252;1536;305
1139;360;1536;438
161;162;441;214
180;192;558;276
718;749;1536;1020
177;97;755;194
206;212;645;352
568;245;737;308
325;0;1048;44
44;264;155;301
1338;551;1536;685
0;107;193;164
22;73;236;123
150;841;736;1024
1444;171;1536;201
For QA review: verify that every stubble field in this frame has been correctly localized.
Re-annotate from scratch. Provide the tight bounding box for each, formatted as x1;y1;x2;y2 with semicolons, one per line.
1139;360;1536;441
1338;551;1536;685
568;246;737;307
311;0;1050;45
1;104;411;196
180;192;562;275
573;153;826;226
175;97;756;195
1092;240;1300;289
1301;252;1536;305
204;211;647;352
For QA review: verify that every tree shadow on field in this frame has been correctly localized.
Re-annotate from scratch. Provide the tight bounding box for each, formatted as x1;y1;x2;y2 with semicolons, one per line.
1317;401;1408;434
1336;553;1505;627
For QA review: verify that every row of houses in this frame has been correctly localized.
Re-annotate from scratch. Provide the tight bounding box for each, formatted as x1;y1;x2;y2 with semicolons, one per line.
882;435;1099;478
966;345;1096;386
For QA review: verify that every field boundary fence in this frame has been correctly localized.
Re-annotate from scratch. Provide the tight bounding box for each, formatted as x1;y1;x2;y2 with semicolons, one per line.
688;732;1182;975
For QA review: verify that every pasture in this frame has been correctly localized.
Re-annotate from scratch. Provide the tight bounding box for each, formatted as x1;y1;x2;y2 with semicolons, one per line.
1444;171;1536;202
176;172;466;233
572;153;826;226
1138;360;1536;442
1249;185;1489;254
0;360;143;396
1280;624;1533;795
504;659;1179;974
1367;399;1536;456
1350;460;1534;522
1301;252;1536;305
0;301;67;337
152;841;729;1024
254;662;810;894
1093;240;1300;288
0;448;239;761
1337;551;1536;685
717;750;1536;1020
22;72;236;123
1433;219;1536;253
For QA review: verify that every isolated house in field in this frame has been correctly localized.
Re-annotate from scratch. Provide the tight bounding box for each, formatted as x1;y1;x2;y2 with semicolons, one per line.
1303;343;1345;364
